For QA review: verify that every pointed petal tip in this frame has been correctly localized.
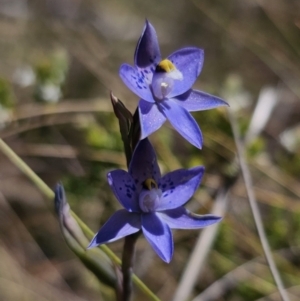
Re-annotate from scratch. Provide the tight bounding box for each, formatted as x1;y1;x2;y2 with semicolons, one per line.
87;236;99;250
197;142;203;150
156;244;173;263
190;131;203;150
219;99;229;107
190;134;202;149
215;215;223;222
110;91;118;104
199;165;205;172
144;19;154;31
193;134;203;149
204;215;223;225
162;255;172;264
187;133;203;149
156;247;173;263
191;165;205;176
154;248;172;263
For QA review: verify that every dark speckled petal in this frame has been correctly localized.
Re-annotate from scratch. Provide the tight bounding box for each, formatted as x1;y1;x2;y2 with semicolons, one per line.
134;20;161;70
129;139;161;191
119;64;154;103
157;166;205;211
107;170;140;212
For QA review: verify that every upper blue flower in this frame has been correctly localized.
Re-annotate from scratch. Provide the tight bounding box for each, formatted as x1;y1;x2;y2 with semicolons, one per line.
119;20;228;149
88;139;221;263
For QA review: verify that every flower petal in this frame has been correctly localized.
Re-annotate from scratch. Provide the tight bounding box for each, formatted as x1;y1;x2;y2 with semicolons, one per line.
134;20;161;70
139;99;166;139
129;138;161;192
160;99;203;148
157;166;204;210
157;207;222;229
174;89;229;112
119;64;154;103
107;170;140;212
167;47;204;98
88;209;141;247
142;213;173;263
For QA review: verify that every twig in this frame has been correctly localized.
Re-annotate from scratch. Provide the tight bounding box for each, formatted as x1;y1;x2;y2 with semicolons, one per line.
172;189;230;301
193;247;300;301
228;110;290;301
245;86;279;144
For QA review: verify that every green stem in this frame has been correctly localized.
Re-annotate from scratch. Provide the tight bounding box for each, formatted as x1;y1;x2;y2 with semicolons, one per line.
0;139;54;200
0;138;161;301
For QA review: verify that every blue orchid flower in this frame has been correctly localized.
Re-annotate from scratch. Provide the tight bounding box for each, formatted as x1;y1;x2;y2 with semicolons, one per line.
88;139;221;263
119;21;228;149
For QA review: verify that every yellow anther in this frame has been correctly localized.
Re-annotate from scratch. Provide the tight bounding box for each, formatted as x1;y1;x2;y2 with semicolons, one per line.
156;59;176;73
144;178;158;190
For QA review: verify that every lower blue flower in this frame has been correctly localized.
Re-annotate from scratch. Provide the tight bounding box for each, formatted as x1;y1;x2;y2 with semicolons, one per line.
88;139;221;263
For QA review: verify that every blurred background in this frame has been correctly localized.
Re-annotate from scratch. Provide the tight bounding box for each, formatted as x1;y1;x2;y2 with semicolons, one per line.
0;0;300;300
